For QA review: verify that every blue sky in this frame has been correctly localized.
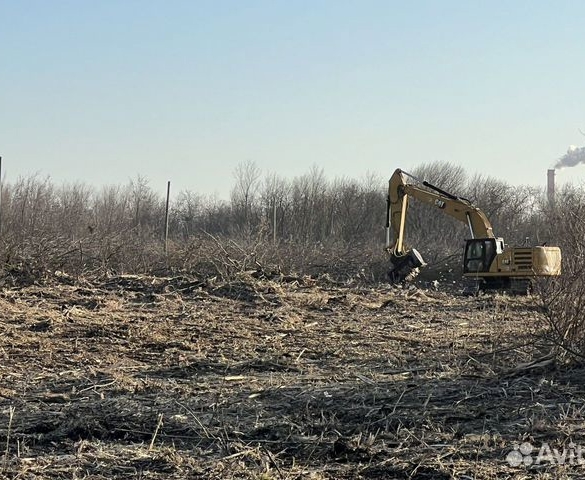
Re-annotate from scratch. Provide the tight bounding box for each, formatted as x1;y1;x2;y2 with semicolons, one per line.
2;1;585;197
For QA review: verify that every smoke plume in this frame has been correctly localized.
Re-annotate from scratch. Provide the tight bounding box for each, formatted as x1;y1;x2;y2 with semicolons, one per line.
555;145;585;169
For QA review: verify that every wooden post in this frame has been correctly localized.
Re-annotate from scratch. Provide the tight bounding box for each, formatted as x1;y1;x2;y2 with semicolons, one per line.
164;181;171;254
0;156;3;236
273;201;277;244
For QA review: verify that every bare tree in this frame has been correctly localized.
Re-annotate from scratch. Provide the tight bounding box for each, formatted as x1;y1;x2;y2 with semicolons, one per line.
260;173;291;241
231;160;261;232
538;185;585;360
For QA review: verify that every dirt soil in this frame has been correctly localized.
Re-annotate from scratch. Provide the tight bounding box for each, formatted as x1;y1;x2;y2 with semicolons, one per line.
0;274;584;479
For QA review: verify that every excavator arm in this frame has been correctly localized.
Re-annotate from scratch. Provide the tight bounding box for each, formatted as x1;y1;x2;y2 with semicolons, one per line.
385;168;495;282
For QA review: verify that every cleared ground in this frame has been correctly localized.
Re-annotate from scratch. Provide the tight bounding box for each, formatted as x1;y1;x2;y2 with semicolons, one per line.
0;274;583;479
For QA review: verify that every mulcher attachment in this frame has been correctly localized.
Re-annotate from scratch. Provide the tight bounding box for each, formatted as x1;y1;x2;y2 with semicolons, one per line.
388;248;426;284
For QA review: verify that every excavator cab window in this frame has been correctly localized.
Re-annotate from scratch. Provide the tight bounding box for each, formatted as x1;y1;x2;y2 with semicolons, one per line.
464;239;496;273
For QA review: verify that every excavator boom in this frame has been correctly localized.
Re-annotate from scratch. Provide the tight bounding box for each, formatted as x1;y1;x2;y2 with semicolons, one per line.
387;169;494;255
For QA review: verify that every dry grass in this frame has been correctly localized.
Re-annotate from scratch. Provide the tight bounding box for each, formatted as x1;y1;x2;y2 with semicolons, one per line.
0;274;583;479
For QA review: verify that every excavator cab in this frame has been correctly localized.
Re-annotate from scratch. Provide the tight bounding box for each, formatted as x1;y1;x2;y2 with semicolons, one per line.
463;238;504;274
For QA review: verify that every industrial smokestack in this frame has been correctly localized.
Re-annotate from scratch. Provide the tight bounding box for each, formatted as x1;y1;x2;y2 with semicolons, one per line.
547;169;555;205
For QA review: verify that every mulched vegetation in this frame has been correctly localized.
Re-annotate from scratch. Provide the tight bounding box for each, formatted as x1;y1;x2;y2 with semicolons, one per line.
0;273;583;479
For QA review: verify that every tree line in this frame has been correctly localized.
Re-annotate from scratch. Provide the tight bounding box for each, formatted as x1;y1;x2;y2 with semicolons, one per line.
0;160;568;281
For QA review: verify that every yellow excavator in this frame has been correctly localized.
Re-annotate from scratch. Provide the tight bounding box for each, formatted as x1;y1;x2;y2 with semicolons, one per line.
385;168;562;292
